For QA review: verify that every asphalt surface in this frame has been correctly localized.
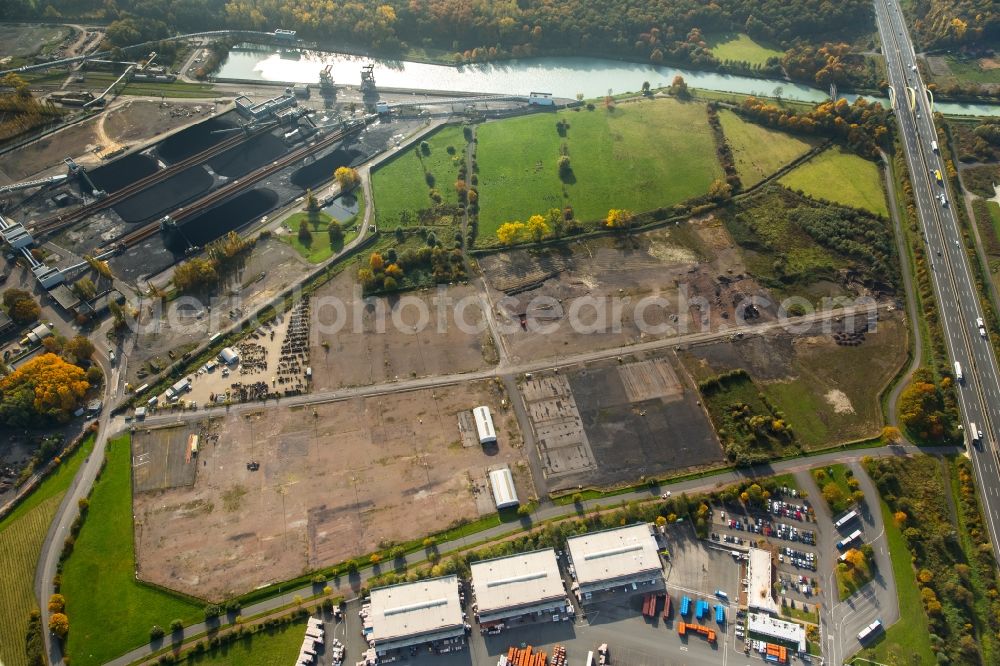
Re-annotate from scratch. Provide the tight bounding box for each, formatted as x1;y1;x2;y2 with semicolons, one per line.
875;0;1000;568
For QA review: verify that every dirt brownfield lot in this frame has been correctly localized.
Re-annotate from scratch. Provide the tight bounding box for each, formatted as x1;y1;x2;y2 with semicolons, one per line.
128;238;311;386
132;381;530;600
520;352;724;494
679;309;908;448
478;218;775;366
310;272;493;390
0;100;218;183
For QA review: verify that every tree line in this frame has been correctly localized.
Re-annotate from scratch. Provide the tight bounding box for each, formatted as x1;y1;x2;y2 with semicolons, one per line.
11;0;878;86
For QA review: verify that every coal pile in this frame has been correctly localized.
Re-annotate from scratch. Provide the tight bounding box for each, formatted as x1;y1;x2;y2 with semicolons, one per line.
89;153;159;193
157;117;238;164
166;188;278;253
289;148;362;190
208;133;286;179
114;166;214;223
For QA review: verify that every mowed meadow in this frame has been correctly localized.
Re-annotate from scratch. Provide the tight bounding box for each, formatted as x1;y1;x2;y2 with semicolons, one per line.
475;97;724;235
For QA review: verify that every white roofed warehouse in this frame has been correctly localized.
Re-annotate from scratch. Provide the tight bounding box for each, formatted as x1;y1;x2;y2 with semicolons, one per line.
470;549;569;625
365;575;466;655
473;405;497;445
565;524;663;598
747;547;777;614
488;466;519;510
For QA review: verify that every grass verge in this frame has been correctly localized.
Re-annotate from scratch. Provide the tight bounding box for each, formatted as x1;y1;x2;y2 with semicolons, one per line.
63;435;202;666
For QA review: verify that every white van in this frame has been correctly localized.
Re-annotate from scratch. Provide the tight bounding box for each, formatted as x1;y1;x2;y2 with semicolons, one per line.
954;361;964;382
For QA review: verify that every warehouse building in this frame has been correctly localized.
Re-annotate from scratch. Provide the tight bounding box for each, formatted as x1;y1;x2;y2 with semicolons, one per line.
488;466;519;510
565;524;663;598
473;405;497;445
747;612;807;653
470;549;569;626
365;576;465;655
747;547;777;613
218;347;239;365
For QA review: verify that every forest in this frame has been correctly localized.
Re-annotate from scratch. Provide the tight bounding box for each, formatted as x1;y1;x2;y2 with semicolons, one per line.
5;0;879;85
906;0;999;47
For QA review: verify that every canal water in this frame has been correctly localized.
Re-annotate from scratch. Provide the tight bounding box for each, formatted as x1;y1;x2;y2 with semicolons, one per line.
217;47;1000;117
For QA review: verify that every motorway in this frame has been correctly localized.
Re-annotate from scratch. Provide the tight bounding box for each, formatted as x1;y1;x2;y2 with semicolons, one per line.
874;0;1000;566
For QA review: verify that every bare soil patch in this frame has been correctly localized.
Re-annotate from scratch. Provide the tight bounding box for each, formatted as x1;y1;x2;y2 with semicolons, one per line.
479;219;773;366
310;272;491;390
133;382;529;600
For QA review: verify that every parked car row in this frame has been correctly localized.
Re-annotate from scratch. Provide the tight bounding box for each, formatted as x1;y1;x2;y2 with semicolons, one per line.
773;523;816;545
778;547;816;571
768;499;811;522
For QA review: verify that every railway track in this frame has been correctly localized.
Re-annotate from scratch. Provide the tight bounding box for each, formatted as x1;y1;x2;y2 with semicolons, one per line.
112;119;368;250
29;126;266;235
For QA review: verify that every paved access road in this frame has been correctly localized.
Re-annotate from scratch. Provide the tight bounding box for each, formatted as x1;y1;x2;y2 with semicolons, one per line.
874;0;1000;565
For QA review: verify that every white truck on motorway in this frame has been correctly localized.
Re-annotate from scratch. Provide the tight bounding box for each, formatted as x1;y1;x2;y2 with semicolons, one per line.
969;422;981;448
954;361;964;382
931;140;939;152
978;317;987;337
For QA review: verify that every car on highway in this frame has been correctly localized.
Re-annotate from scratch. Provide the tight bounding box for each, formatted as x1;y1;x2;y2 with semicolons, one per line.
978;318;987;337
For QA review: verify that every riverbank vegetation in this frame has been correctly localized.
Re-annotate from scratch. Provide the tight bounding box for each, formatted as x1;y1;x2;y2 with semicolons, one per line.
15;0;879;89
62;435;201;666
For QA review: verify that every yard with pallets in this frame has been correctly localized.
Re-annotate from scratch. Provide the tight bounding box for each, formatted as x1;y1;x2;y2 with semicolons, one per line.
717;109;818;187
779;146;889;217
0;435;94;666
62;435;202;666
475;97;723;238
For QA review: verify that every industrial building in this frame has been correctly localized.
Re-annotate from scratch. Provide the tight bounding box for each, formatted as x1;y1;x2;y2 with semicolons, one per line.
470;549;569;626
488;466;519;510
234;93;297;122
565;524;663;598
365;575;465;655
747;612;807;653
218;347;239;365
473;405;497;445
746;547;777;613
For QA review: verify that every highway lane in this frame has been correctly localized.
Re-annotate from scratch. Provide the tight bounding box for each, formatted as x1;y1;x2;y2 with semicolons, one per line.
868;0;1000;657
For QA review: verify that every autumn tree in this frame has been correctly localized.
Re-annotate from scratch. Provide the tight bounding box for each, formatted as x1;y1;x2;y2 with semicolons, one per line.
557;155;573;181
83;255;113;280
822;482;846;509
172;257;217;293
526;214;550;242
49;612;69;639
0;353;89;425
707;178;733;201
671;75;690;98
370;252;385;271
64;336;95;364
48;594;65;613
496;221;526;245
357;267;375;288
335;166;361;191
604;208;635;231
3;288;40;324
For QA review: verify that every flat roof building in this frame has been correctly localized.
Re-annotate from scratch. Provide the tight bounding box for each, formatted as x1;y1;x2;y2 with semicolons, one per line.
366;576;465;654
470;550;566;624
566;524;663;597
747;547;777;614
473;405;496;445
488;466;519;510
747;612;807;653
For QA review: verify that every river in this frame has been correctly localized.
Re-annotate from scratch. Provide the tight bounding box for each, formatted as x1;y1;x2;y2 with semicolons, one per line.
217;47;1000;117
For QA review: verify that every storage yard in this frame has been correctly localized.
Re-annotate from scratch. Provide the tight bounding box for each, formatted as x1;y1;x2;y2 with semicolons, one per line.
131;381;532;600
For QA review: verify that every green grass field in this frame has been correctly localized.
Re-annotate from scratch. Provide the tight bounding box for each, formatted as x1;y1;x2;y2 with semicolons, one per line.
184;620;308;665
780;147;889;217
63;435;202;666
476;98;722;237
372;124;467;227
282;207;360;263
717;109;816;187
988;202;1000;243
856;500;936;663
0;436;94;666
942;55;1000;85
709;33;784;66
